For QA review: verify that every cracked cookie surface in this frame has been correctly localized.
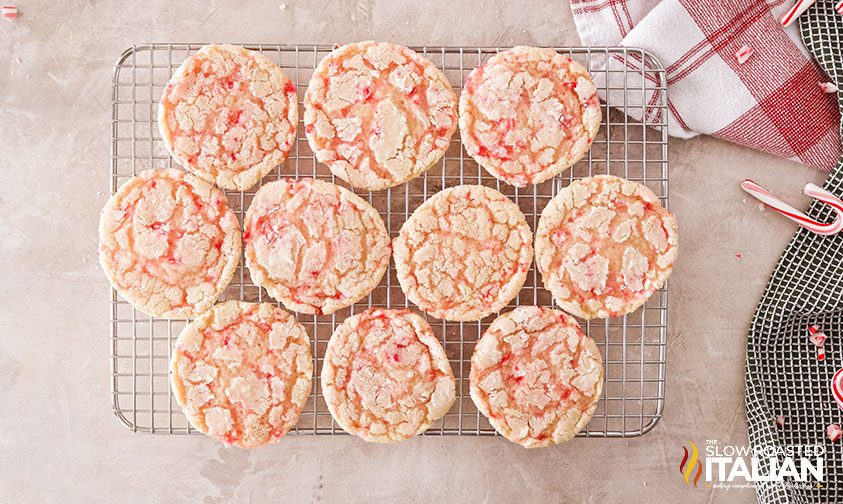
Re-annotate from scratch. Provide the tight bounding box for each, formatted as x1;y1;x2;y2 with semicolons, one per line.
394;185;533;321
98;169;241;318
459;46;601;187
244;178;390;315
304;41;458;191
469;306;603;448
535;175;678;319
159;44;298;191
170;301;312;449
321;308;455;442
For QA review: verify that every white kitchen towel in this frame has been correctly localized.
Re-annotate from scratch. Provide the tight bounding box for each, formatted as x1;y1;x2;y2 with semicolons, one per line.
570;0;841;170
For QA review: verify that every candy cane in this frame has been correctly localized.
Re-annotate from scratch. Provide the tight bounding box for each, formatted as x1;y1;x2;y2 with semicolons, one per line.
836;0;843;15
832;368;843;411
740;179;843;236
780;0;817;27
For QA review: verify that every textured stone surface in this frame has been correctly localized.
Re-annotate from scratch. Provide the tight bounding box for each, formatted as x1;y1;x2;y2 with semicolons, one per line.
0;0;824;501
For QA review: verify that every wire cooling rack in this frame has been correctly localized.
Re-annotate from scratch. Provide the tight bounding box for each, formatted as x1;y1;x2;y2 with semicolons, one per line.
110;44;669;438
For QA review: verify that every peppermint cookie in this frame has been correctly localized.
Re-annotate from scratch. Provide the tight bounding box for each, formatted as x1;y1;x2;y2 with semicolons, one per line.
98;169;241;318
459;46;601;187
394;185;533;321
321;308;455;442
535;175;678;319
159;44;298;191
304;41;458;191
244;178;390;315
470;306;603;448
170;301;313;449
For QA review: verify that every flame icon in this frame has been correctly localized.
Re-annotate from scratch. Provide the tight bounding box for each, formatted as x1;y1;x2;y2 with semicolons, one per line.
679;440;702;487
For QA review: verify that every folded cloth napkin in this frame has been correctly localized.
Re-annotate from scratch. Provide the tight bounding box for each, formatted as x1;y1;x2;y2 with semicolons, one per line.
570;0;841;170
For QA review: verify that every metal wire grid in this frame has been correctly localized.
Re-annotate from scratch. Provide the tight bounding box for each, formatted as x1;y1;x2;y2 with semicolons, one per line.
110;44;669;438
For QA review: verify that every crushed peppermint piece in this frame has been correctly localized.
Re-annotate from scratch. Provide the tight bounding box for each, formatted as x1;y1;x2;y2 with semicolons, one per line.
810;333;827;347
819;82;839;94
735;253;744;261
827;424;842;442
808;324;827;347
2;5;17;20
279;3;287;10
776;415;785;428
818;347;826;361
735;45;754;65
836;0;843;15
757;202;766;212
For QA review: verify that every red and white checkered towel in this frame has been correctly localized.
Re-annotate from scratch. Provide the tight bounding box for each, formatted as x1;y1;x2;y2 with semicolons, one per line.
570;0;841;170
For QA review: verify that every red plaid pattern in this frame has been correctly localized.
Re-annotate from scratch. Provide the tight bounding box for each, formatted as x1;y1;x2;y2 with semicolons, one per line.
570;0;841;170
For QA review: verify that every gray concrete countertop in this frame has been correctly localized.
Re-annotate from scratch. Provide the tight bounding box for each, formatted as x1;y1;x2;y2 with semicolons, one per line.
0;1;826;502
